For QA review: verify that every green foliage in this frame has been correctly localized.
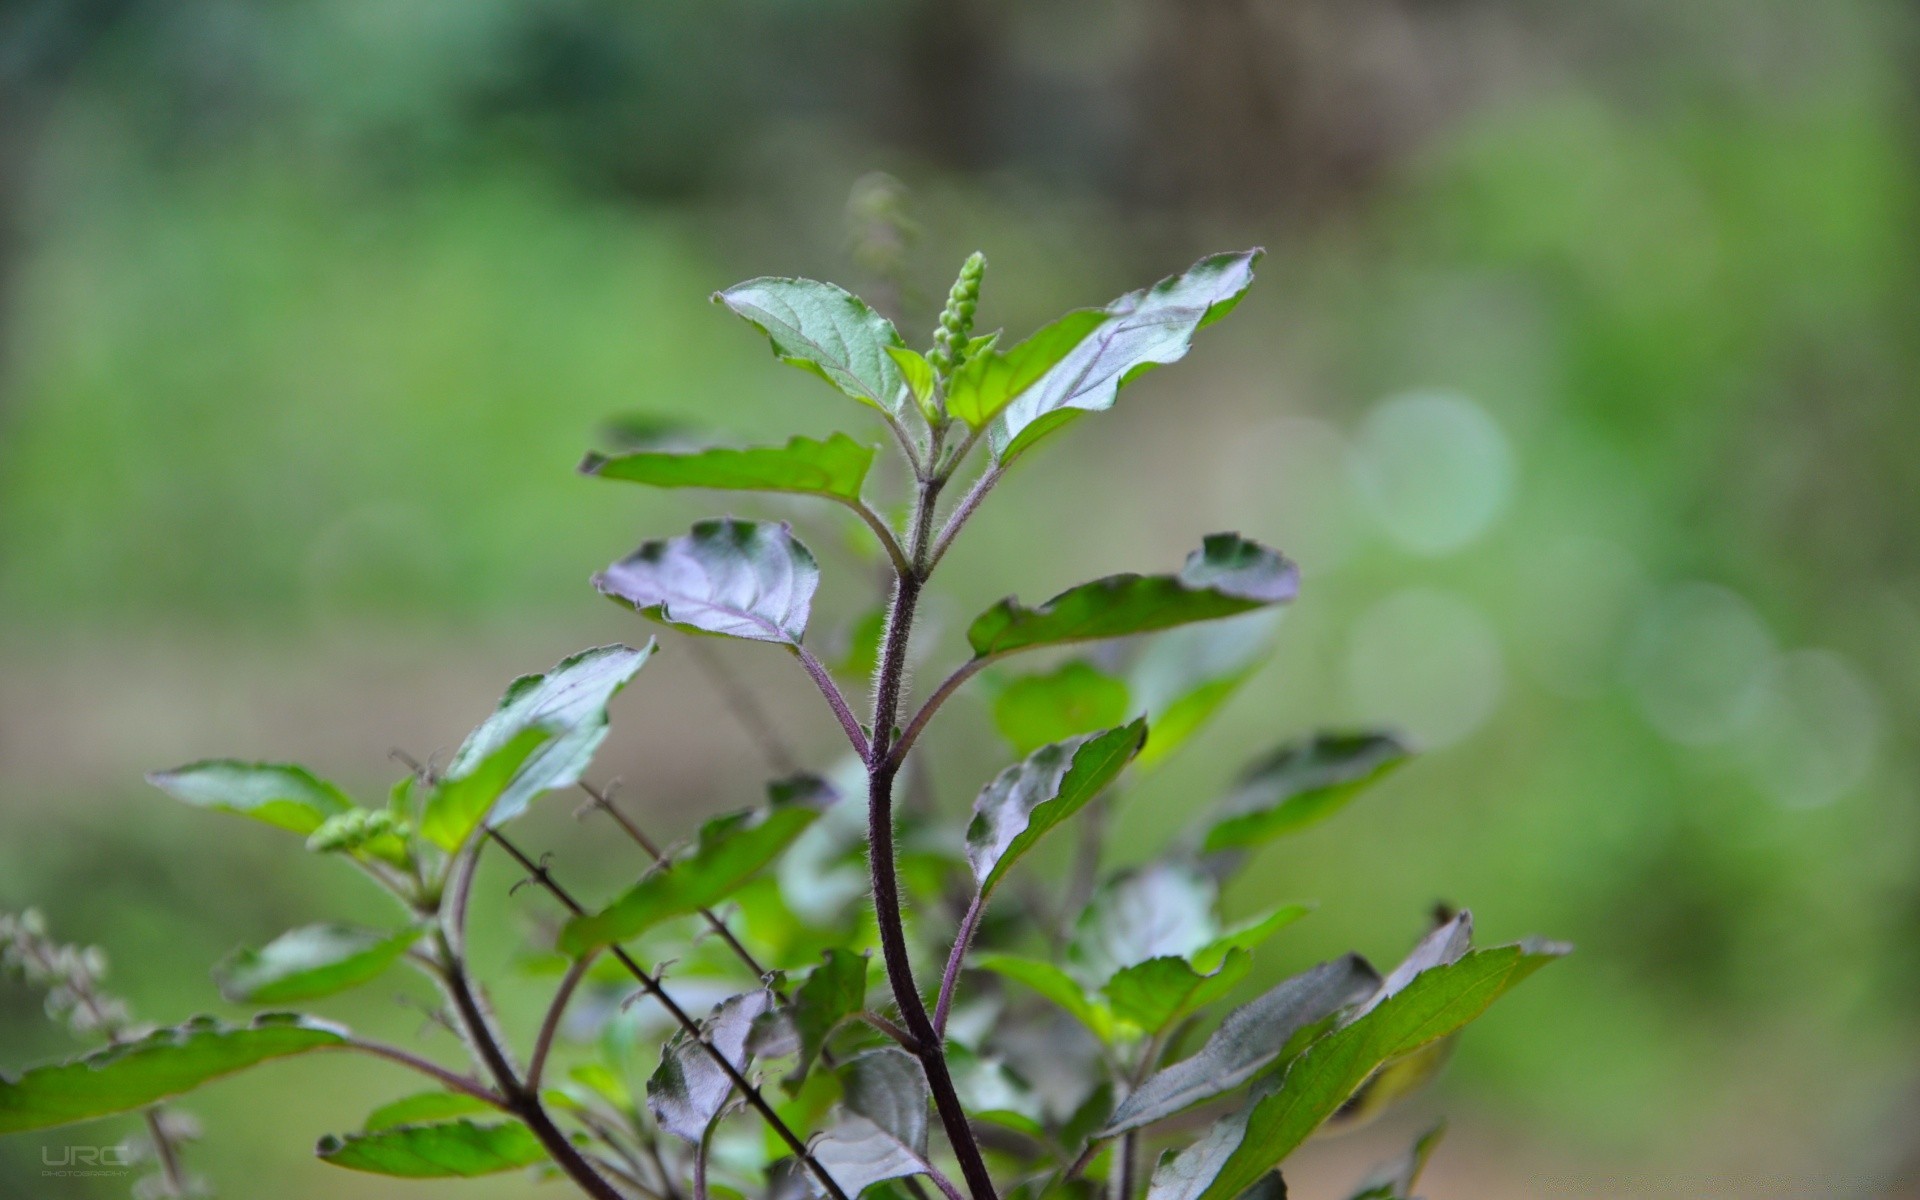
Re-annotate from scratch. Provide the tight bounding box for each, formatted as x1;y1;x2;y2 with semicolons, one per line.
8;241;1566;1200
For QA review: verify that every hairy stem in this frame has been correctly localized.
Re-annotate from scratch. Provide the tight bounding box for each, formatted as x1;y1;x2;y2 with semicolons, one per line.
932;892;985;1039
794;644;872;760
487;830;850;1200
925;463;1001;572
889;656;994;771
337;1037;508;1108
863;456;1000;1200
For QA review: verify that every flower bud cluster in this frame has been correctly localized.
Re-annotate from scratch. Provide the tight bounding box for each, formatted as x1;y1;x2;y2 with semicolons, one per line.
929;252;986;376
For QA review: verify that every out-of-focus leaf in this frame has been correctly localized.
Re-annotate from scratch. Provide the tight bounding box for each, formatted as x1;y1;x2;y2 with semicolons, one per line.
973;955;1119;1043
991;662;1132;756
782;949;869;1088
214;924;417;1005
362;1090;496;1133
1202;733;1411;853
968;535;1298;660
445;643;654;828
1101;956;1381;1136
419;727;556;852
1068;864;1219;985
715;278;908;416
0;1014;346;1133
596;519;819;645
1129;612;1280;770
968;722;1147;898
648;990;774;1143
1347;1123;1445;1199
949;1047;1044;1135
317;1119;543;1177
582;434;876;507
1189;905;1314;973
810;1049;933;1197
1101;950;1253;1035
1151;940;1569;1200
146;761;354;837
945;309;1105;432
560;803;821;955
987;251;1261;461
837;608;888;681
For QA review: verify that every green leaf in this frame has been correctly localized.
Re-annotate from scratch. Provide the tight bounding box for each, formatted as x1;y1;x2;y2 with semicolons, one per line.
715;277;908;416
0;1014;347;1133
582;434;877;507
1347;1122;1445;1199
1203;733;1412;853
362;1090;497;1133
146;761;354;837
1068;864;1219;985
973;954;1119;1044
785;949;870;1088
945;309;1105;431
812;1049;935;1196
596;518;820;645
991;662;1131;757
559;802;821;954
1189;905;1314;974
1129;612;1280;770
447;643;654;831
317;1119;544;1177
986;251;1261;462
1155;939;1568;1200
967;722;1147;898
648;990;774;1142
419;727;557;852
1101;956;1381;1136
1100;950;1253;1034
214;924;418;1005
967;535;1298;660
886;347;938;420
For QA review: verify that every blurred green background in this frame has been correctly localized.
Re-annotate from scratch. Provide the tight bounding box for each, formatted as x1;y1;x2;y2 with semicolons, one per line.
3;0;1917;1196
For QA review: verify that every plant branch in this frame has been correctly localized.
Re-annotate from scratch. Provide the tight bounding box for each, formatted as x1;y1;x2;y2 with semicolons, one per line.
528;953;595;1093
486;829;851;1200
578;782;771;980
888;657;994;771
925;464;1001;573
932;892;985;1039
863;460;1000;1200
793;644;872;761
842;498;913;577
336;1038;510;1109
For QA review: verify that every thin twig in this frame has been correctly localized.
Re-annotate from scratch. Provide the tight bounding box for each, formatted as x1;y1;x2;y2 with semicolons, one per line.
793;644;872;760
487;830;852;1200
856;1011;922;1053
932;892;986;1038
578;782;771;980
842;498;913;577
528;953;596;1092
336;1038;510;1109
888;656;994;771
925;464;1001;573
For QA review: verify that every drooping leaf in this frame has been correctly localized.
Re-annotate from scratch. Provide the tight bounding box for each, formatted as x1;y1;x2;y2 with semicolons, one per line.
0;1014;347;1134
973;954;1119;1044
559;802;821;954
1202;733;1412;853
596;519;819;645
1100;950;1253;1035
810;1049;933;1197
986;251;1261;461
1346;1122;1445;1199
214;924;418;1005
419;727;557;852
1153;941;1568;1200
582;434;877;507
715;278;908;416
1068;863;1219;985
991;662;1132;757
1129;612;1280;769
362;1090;497;1132
1101;956;1381;1136
967;722;1147;898
968;535;1298;660
783;949;869;1087
945;309;1105;432
146;761;354;837
648;990;774;1142
445;643;655;828
317;1119;544;1177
